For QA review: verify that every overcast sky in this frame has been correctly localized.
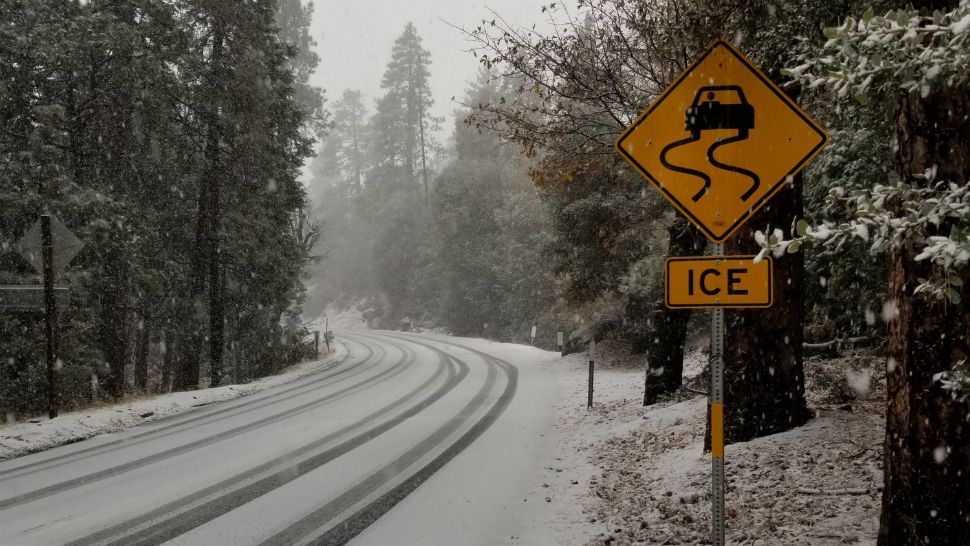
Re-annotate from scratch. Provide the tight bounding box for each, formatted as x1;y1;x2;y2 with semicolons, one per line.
307;0;546;141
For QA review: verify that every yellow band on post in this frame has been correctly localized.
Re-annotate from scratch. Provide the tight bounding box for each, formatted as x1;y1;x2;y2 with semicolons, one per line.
711;402;724;458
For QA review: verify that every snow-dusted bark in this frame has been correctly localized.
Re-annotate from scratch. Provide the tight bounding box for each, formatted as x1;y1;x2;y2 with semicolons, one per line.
880;84;970;546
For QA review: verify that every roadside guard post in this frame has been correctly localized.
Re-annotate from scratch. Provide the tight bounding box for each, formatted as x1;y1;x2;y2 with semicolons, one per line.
615;39;827;545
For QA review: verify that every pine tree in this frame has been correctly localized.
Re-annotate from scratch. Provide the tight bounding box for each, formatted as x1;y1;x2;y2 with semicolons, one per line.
433;73;507;333
318;90;368;197
376;23;438;194
275;0;328;139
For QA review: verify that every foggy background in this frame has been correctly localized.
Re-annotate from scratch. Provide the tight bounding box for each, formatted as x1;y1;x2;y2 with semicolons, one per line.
304;0;546;203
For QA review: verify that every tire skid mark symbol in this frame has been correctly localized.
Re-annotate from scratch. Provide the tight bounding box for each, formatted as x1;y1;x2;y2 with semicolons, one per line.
658;85;760;202
660;134;711;202
707;134;760;201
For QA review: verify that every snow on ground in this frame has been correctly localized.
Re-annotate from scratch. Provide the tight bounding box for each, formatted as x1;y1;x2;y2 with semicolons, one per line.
351;333;564;546
0;342;348;461
310;302;371;331
534;343;884;546
0;326;886;545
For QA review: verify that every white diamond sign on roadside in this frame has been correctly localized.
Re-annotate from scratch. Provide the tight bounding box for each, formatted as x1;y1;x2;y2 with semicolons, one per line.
16;215;84;278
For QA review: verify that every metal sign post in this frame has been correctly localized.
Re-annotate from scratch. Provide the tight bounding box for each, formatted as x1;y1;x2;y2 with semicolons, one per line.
12;213;84;420
42;215;58;419
614;39;829;546
710;244;726;546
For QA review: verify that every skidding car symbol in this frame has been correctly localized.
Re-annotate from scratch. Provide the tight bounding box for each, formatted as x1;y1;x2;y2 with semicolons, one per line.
660;85;761;202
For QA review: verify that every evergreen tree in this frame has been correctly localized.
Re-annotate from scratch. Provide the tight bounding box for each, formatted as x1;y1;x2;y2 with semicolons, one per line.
275;0;328;139
306;90;373;315
376;23;438;195
318;90;368;197
0;0;320;414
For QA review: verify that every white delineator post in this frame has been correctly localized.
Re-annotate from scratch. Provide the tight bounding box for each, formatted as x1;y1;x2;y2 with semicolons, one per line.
711;244;726;546
587;339;595;409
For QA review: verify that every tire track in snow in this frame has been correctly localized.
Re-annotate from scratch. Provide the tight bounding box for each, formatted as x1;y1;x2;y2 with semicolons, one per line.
0;334;412;511
66;332;463;546
0;338;370;481
263;331;518;546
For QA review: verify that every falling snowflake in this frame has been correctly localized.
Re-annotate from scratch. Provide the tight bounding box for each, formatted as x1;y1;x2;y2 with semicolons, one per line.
881;300;899;323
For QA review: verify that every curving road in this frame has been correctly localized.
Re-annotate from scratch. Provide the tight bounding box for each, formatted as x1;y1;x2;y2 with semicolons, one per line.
0;331;561;546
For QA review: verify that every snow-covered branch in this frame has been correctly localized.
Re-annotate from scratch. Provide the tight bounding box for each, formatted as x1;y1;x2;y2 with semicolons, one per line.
760;1;970;304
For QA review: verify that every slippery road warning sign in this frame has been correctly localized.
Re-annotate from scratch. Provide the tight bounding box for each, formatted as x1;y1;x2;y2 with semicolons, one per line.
665;256;773;309
615;39;828;242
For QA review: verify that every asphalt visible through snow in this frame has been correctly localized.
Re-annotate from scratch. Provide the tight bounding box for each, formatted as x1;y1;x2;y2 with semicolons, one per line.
0;331;561;546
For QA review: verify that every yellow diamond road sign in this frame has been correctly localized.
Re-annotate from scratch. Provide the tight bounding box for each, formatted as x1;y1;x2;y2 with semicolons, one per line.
616;39;828;242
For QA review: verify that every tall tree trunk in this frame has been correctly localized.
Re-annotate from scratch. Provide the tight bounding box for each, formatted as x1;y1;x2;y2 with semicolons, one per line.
418;83;429;197
405;42;416;183
720;172;810;444
134;314;150;391
99;249;129;399
207;20;226;387
160;328;173;393
175;180;208;390
877;89;970;546
353;100;362;193
209;232;224;386
178;18;226;390
641;217;703;405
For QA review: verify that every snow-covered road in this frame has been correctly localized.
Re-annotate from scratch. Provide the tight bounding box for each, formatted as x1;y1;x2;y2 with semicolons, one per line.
0;331;562;546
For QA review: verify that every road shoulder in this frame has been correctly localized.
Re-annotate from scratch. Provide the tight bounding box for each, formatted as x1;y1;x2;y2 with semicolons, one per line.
0;342;348;461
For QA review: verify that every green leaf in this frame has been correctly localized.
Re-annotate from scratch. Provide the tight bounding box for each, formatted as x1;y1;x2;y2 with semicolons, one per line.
950;276;964;287
947;288;962;305
895;10;909;27
796;219;809;237
862;7;875;23
768;234;779;246
787;241;802;254
823;26;838;39
854;93;871;106
780;68;794;77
